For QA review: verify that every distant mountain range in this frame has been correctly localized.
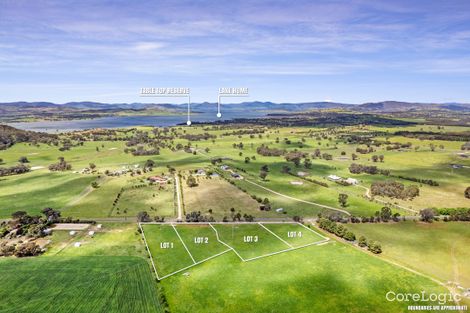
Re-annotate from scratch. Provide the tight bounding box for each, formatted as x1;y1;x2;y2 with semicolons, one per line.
1;100;470;116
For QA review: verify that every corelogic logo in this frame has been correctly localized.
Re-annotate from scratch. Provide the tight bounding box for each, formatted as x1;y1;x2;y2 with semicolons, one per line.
386;291;467;311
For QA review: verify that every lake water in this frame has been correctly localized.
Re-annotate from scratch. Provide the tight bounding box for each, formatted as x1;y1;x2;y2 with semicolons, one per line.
7;111;266;133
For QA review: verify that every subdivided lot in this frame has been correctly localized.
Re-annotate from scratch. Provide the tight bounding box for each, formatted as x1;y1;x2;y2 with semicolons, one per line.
141;223;326;279
260;222;327;248
0;256;162;313
142;224;197;277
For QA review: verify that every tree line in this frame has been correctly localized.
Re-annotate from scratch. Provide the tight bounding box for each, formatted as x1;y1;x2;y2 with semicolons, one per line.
318;218;382;254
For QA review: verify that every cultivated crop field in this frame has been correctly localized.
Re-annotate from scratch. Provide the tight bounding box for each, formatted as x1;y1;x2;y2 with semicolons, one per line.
0;256;162;313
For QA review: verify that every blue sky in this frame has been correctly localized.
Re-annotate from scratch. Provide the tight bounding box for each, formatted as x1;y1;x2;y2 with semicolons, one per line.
1;0;470;104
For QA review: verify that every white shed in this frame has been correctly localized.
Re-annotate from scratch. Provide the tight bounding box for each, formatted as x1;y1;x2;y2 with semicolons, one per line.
345;178;359;185
327;174;342;181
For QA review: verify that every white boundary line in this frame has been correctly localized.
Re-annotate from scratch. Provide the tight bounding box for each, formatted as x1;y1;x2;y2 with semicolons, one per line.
243;239;330;262
140;221;305;225
295;222;330;241
141;223;330;280
258;222;293;248
171;224;196;264
158;248;232;280
209;223;246;261
139;223;161;280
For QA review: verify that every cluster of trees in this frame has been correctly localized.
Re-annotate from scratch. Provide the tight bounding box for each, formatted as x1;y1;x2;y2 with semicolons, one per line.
259;197;272;211
0;125;58;150
233;142;244;149
395;130;470;142
259;165;269;180
357;207;400;223
180;133;216;141
136;211;151;222
318;218;356;241
256;144;285;156
48;157;72;171
0;241;42;257
222;128;265;136
356;147;375;154
327;207;401;224
285;151;307;167
186;211;215;222
465;186;470;199
349;163;390;176
359;236;382;254
222;209;255;222
210;158;223;165
186;175;198;187
0;208;62;257
438;208;470;221
318;218;382;253
128;146;160;156
390;175;439;186
371;155;384;162
385;142;412;151
419;208;436;222
0;163;30;177
338;194;348;207
371;180;420;200
136;211;166;222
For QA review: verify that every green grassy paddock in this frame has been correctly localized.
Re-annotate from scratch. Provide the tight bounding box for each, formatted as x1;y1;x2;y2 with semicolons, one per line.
161;241;456;313
212;223;291;259
260;222;326;247
142;224;195;276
